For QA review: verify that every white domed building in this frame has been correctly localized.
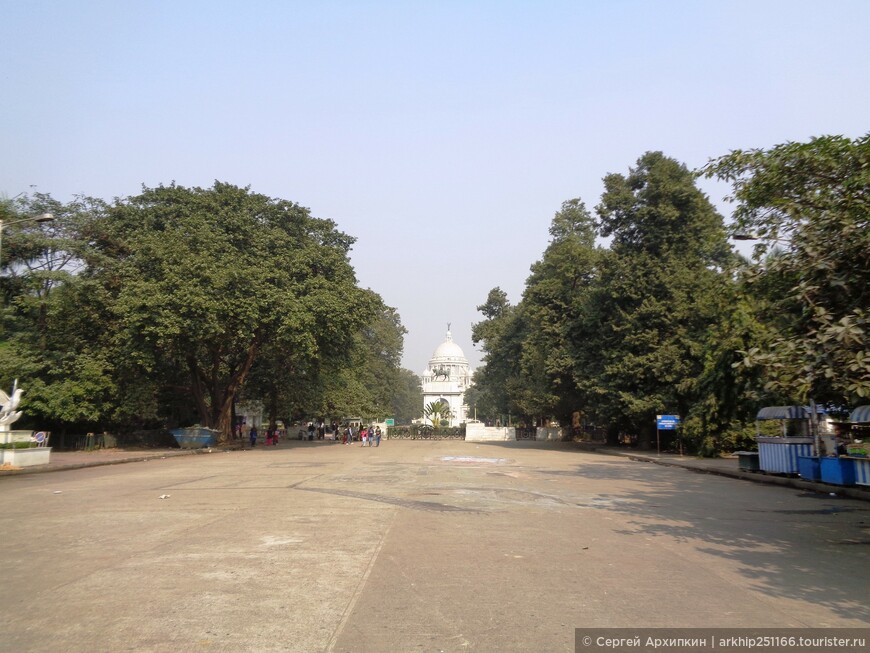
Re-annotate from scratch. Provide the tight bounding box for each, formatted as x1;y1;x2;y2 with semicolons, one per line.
421;327;473;427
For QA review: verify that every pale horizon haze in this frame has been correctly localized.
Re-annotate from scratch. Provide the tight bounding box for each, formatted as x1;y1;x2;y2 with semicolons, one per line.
3;1;868;373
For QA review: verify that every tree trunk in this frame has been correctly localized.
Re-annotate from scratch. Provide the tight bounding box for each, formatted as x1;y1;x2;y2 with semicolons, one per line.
187;355;211;427
214;333;261;442
186;333;261;442
215;397;234;443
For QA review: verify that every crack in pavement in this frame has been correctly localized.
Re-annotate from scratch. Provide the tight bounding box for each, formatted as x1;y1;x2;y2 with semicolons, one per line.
296;486;481;513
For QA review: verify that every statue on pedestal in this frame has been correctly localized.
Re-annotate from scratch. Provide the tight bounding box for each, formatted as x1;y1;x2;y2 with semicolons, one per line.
0;379;23;433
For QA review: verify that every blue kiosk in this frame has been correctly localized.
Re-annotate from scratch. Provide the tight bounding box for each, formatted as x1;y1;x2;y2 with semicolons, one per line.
754;406;816;475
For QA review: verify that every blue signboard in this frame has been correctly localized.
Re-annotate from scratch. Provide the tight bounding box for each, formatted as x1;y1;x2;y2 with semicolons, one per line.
656;415;680;430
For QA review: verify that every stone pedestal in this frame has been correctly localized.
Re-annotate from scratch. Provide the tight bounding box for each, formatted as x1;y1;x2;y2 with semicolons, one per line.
0;430;35;445
1;447;52;467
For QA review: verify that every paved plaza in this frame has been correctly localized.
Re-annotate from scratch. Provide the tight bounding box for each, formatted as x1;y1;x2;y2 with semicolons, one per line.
2;440;869;652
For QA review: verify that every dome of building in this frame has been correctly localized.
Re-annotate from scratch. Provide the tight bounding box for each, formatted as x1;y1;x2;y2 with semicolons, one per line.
429;330;467;364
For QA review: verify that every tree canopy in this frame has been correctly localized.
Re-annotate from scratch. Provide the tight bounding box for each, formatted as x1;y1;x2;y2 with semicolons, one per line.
1;183;407;441
471;152;772;451
703;134;870;403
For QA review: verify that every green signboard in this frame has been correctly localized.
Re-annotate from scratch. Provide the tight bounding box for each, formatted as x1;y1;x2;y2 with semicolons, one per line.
385;418;395;426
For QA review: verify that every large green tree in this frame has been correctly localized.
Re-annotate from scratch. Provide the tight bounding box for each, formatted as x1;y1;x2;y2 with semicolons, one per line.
516;199;601;424
0;193;130;429
239;287;405;429
471;201;603;427
304;291;407;422
1;186;406;440
471;287;524;423
390;368;423;424
574;152;734;446
73;182;370;440
703;134;870;403
470;154;756;450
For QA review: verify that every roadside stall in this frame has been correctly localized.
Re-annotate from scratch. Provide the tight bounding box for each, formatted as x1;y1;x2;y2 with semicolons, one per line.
813;407;860;487
804;407;859;487
846;406;870;487
754;406;816;475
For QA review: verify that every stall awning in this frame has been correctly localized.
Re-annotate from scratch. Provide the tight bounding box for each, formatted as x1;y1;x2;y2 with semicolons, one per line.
850;406;870;423
756;406;811;420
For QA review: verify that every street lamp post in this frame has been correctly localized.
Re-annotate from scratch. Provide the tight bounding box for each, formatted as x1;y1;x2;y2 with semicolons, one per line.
0;212;54;272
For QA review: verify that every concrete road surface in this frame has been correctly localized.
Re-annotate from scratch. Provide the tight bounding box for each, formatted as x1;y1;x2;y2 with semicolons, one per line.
1;441;868;652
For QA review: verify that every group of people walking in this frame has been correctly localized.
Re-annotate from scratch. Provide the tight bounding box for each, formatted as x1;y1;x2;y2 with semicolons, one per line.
245;425;282;447
239;422;384;448
342;425;382;447
307;421;339;440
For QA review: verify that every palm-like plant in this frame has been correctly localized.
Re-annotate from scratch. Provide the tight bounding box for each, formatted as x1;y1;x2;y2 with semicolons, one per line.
423;400;452;426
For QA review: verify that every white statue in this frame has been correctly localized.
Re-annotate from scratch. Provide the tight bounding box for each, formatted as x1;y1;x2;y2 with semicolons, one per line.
0;379;23;432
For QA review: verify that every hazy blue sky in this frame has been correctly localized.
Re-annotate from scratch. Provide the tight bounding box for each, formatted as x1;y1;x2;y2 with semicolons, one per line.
3;1;868;372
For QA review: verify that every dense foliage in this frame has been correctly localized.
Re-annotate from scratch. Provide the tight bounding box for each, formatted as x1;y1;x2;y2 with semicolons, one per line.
703;135;870;403
3;134;865;453
390;368;424;424
1;184;408;441
472;136;868;453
